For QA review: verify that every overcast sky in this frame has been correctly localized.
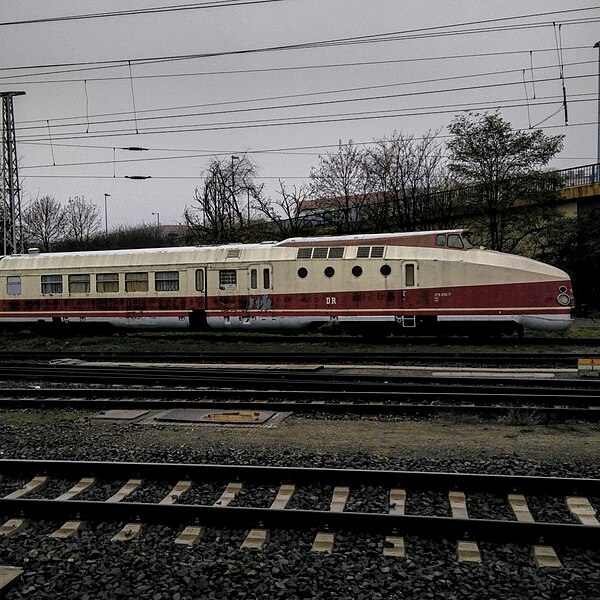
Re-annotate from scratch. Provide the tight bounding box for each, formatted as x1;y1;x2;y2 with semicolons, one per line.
1;0;598;229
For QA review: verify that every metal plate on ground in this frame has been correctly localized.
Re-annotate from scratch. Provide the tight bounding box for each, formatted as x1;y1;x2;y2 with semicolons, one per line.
94;409;149;420
145;409;288;427
156;408;274;424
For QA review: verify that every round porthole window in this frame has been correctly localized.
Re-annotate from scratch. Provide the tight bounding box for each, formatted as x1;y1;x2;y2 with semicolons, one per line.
352;265;363;277
297;267;308;279
324;266;335;278
380;264;391;277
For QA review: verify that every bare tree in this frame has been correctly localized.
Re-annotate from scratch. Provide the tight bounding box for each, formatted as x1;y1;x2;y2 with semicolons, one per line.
184;154;263;243
254;180;311;238
309;140;374;233
22;194;66;252
368;130;451;231
64;195;102;243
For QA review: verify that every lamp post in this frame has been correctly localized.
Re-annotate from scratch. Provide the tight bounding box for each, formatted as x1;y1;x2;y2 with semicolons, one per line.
151;212;160;228
247;187;250;223
595;41;600;168
231;155;239;210
103;193;111;234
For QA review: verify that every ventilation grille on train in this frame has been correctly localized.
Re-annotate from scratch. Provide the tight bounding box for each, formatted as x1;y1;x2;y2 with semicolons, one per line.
226;249;241;259
357;246;385;258
296;247;345;259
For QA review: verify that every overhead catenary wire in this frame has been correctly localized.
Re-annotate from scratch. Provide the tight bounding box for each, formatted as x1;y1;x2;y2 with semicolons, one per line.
7;4;593;202
128;60;139;135
0;9;597;80
19;96;593;171
14;72;595;142
0;45;592;86
17;123;598;180
17;95;595;147
0;0;295;27
553;21;569;125
12;58;596;129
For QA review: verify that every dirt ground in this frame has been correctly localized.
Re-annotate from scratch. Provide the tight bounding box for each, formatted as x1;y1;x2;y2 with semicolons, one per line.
2;410;598;463
121;417;600;461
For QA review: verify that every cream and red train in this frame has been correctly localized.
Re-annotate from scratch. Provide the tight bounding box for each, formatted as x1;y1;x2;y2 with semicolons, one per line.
0;229;574;335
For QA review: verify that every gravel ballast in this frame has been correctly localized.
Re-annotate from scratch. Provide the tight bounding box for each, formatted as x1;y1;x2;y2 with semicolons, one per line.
0;410;599;599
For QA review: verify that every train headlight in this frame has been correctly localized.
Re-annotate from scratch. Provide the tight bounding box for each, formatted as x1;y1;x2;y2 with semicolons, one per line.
557;293;571;306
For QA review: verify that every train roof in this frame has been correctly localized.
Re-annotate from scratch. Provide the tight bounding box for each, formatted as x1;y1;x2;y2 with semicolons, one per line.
0;229;471;271
275;230;469;248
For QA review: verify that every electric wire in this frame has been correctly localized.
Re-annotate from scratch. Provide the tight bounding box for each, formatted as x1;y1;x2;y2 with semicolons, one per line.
0;0;292;27
15;73;595;142
0;10;597;80
14;58;596;129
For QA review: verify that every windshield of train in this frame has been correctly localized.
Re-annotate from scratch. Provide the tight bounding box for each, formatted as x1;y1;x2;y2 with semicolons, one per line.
462;233;474;249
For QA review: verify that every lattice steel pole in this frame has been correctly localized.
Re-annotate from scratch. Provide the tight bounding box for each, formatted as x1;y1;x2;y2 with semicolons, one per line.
1;91;25;255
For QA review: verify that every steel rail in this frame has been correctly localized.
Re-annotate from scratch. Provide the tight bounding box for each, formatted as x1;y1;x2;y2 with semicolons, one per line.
0;460;599;546
1;459;598;495
0;395;599;419
1;363;599;392
2;386;600;413
116;333;600;347
0;498;597;547
0;350;593;366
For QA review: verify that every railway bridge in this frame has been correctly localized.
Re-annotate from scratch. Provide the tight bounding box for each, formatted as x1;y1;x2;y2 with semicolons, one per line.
558;163;600;219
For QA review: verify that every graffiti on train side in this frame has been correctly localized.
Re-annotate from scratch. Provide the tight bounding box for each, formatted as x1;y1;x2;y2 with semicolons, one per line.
247;295;273;311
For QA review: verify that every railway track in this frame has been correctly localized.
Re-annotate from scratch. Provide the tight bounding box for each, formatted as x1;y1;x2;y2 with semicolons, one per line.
0;459;598;558
2;377;600;419
0;350;596;367
1;361;600;391
117;332;600;346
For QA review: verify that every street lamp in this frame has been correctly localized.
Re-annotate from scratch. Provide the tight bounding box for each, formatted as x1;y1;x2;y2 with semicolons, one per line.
152;212;160;228
103;193;111;234
595;41;600;167
231;155;239;209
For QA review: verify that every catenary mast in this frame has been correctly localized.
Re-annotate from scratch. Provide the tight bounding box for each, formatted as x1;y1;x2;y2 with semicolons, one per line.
1;91;25;255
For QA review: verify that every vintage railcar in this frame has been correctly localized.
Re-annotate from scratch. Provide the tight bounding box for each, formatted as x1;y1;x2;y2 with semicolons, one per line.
0;229;574;335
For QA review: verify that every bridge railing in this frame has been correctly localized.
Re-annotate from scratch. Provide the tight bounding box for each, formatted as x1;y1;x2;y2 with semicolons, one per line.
554;163;600;188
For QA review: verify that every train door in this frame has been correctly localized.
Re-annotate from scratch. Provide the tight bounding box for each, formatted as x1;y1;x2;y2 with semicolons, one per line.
398;261;418;328
189;266;208;329
247;264;273;311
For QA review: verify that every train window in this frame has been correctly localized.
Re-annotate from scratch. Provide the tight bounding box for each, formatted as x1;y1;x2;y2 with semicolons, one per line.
155;271;179;292
380;264;391;277
313;248;328;259
462;234;474;249
219;269;237;291
250;269;258;290
6;276;21;296
297;248;312;259
297;267;308;279
371;246;385;258
69;274;91;294
405;264;415;287
352;265;363;278
263;268;271;290
97;273;119;293
125;272;149;292
41;274;62;294
436;235;446;246
195;269;205;292
357;247;370;258
328;247;344;259
447;234;464;249
324;266;335;278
